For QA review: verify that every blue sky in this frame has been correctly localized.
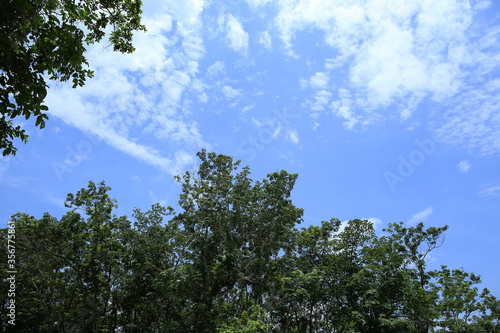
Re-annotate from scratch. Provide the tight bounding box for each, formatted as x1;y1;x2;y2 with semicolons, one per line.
1;0;500;293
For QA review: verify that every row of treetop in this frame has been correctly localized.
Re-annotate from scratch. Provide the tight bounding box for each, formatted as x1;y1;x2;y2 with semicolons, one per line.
2;151;499;332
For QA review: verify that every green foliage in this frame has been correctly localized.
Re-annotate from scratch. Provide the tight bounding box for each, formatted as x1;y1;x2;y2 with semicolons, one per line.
432;266;500;332
0;0;146;156
173;150;304;332
217;305;271;333
0;151;498;332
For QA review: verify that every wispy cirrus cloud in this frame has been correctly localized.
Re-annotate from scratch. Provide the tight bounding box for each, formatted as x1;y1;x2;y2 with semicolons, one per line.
0;157;34;189
42;0;500;177
46;2;209;175
408;206;433;225
300;72;333;122
259;31;272;49
479;184;500;198
434;77;500;155
265;0;500;155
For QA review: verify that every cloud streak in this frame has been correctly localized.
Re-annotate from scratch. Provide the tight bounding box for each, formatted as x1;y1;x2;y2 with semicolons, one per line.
479;184;500;198
408;207;433;225
46;4;209;175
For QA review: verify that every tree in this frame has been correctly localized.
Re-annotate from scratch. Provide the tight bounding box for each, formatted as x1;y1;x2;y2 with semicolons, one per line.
217;305;271;333
172;150;304;332
267;219;341;332
473;290;500;332
377;222;448;333
433;266;500;332
0;0;145;156
1;181;132;332
62;180;130;332
117;203;184;333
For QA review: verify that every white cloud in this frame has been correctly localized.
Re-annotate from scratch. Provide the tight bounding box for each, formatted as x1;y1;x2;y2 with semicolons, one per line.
0;156;10;183
271;0;500;153
45;3;209;175
336;220;350;235
479;184;500;198
287;129;300;144
172;150;197;174
434;78;500;155
245;0;273;8
251;117;263;128
221;13;249;54
241;104;255;113
473;0;491;11
0;156;35;189
309;72;329;90
366;217;383;230
259;31;272;49
251;116;276;128
331;89;360;129
222;85;241;99
299;78;309;89
457;160;470;173
302;90;332;121
336;217;382;235
272;125;282;139
407;206;433;225
100;130;174;172
165;0;205;27
301;71;333;116
207;61;226;77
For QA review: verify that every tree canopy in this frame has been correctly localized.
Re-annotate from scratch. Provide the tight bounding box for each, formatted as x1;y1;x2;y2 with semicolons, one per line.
0;0;145;156
1;151;499;332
